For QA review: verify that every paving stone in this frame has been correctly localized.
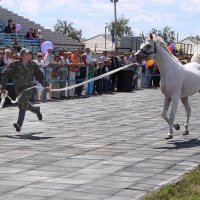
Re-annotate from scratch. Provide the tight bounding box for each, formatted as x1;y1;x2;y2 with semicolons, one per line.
10;187;61;197
0;194;46;200
0;89;199;200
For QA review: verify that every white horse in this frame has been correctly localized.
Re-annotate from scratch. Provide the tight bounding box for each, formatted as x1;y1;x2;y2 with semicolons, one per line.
191;52;200;63
135;33;200;139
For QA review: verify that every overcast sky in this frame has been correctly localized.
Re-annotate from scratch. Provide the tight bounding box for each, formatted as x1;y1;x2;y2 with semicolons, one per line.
1;0;200;41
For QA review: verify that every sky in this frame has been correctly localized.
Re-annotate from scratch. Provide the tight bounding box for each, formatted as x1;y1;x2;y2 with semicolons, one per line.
1;0;200;41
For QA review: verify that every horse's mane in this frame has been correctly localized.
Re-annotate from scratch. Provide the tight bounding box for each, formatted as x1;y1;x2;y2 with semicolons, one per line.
152;35;179;62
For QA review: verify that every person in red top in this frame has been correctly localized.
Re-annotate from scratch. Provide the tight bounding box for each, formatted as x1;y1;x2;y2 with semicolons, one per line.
69;50;80;97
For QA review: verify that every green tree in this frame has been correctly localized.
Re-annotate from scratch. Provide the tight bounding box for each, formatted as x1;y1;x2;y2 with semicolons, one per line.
151;26;176;43
106;15;133;37
54;19;82;41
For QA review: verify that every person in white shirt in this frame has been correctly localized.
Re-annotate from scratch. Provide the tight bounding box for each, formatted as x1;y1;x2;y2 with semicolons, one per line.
44;47;54;82
34;53;46;101
99;50;109;63
60;51;70;98
83;48;93;95
34;53;45;72
85;48;93;64
3;49;12;66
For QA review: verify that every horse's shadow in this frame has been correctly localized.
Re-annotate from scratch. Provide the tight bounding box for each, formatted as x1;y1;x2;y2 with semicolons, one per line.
0;132;54;140
155;138;200;150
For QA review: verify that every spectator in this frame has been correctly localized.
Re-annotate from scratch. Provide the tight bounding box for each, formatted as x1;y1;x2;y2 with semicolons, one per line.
34;53;46;101
2;49;16;106
110;50;121;92
37;29;44;44
81;53;87;64
80;48;93;96
120;55;126;65
127;51;138;73
0;50;4;66
74;52;85;97
102;60;111;93
141;59;147;88
152;64;160;88
96;61;103;94
99;50;109;63
60;51;70;99
33;29;38;39
50;55;62;99
85;47;93;64
11;23;16;33
87;59;97;95
124;53;130;64
28;51;34;61
26;28;34;40
3;49;12;66
70;49;80;97
128;51;137;63
12;53;20;61
44;47;54;82
4;18;13;33
12;37;21;52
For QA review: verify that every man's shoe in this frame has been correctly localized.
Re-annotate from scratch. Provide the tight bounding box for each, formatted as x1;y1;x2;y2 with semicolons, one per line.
36;107;42;120
13;123;21;132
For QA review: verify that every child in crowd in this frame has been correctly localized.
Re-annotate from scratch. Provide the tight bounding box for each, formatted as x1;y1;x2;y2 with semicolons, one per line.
50;55;62;99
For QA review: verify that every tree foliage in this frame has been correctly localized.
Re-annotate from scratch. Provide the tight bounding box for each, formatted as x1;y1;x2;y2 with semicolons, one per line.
54;19;82;41
151;26;176;44
106;15;133;37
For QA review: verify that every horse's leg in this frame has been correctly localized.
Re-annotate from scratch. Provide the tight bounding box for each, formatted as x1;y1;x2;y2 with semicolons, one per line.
161;96;171;124
181;97;191;135
165;97;179;139
161;97;180;130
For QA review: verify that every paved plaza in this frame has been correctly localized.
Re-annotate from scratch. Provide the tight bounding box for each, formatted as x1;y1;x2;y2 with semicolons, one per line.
0;88;199;200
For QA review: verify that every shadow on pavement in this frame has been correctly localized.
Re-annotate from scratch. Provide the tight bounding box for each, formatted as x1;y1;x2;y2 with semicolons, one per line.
0;132;54;140
155;139;200;150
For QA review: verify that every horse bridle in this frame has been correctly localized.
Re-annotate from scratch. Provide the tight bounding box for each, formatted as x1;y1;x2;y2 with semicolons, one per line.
140;41;157;56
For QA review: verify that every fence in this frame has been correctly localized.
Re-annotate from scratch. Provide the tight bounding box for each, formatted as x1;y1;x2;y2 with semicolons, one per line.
0;64;160;103
0;33;40;54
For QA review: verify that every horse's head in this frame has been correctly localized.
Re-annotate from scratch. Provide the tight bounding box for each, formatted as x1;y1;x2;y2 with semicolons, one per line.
135;33;156;63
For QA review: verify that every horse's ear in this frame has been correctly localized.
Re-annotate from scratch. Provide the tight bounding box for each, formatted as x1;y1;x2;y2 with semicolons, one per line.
142;31;145;41
150;33;153;40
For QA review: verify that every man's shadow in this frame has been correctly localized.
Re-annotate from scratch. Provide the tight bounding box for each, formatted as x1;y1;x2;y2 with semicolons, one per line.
155;138;200;150
0;132;54;140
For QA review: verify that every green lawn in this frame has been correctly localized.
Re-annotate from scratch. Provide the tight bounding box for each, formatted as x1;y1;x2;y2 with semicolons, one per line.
143;165;200;200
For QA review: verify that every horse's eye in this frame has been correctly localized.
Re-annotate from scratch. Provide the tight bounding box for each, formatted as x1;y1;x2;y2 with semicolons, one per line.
146;44;151;49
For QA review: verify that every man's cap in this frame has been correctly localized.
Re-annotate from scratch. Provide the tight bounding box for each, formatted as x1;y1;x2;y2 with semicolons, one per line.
20;48;30;55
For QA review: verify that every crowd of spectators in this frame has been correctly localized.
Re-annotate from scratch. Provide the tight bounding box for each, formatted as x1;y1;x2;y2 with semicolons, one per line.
0;45;162;107
26;28;44;44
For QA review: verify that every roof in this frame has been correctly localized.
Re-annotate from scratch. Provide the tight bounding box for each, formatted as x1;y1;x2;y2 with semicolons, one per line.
180;37;200;45
83;34;113;42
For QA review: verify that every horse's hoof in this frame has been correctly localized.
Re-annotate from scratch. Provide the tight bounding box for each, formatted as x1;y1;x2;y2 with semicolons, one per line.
174;123;180;130
183;131;189;135
165;135;173;140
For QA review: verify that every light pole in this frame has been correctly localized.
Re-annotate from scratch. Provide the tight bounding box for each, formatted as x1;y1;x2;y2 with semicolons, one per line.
105;26;107;49
110;0;118;49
